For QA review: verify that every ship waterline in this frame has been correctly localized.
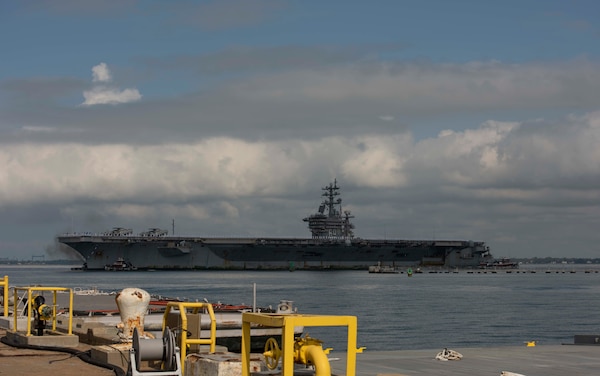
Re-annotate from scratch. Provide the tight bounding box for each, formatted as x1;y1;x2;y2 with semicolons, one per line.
58;180;492;270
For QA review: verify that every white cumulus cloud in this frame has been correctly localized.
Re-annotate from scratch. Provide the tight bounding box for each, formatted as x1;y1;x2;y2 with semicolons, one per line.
91;62;112;83
82;63;142;106
82;87;142;106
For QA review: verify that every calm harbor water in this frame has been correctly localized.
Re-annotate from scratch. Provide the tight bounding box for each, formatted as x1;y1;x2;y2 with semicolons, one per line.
2;264;599;352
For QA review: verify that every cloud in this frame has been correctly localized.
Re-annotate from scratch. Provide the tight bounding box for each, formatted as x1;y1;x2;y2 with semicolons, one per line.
1;111;599;256
238;59;600;112
165;0;285;30
82;87;142;106
3;58;599;145
1;111;598;208
20;125;58;133
140;44;405;75
20;0;137;15
81;63;141;106
92;62;111;83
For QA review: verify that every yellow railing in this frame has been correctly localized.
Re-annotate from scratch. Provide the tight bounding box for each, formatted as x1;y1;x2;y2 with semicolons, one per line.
1;276;8;317
241;313;363;376
163;301;217;374
12;286;73;336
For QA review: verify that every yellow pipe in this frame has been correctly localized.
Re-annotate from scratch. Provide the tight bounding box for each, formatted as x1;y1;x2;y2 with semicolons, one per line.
303;345;331;376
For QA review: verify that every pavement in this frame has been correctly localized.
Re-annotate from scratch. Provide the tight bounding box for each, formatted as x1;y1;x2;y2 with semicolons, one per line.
0;328;120;376
329;343;600;376
3;324;600;376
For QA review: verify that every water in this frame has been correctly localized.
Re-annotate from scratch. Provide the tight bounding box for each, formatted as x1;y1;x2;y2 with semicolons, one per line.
2;264;600;352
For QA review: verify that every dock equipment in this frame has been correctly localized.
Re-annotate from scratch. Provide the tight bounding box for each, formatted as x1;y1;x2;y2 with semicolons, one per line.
1;275;7;317
12;286;73;336
241;313;364;376
162;301;217;375
264;334;334;376
130;327;182;376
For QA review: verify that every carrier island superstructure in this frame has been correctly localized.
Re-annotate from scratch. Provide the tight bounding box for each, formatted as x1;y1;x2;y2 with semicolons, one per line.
58;180;492;270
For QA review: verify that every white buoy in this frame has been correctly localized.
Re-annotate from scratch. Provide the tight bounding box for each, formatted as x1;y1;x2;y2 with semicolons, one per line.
115;287;151;341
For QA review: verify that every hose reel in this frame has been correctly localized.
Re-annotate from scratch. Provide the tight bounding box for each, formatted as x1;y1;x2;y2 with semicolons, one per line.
130;327;182;376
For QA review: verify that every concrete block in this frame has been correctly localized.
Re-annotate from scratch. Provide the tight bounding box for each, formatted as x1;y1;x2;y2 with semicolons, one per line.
184;352;265;376
6;330;79;348
90;343;131;371
0;316;30;330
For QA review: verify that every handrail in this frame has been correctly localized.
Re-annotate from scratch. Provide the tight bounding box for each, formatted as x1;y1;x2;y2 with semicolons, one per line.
163;302;217;375
12;286;73;336
0;276;7;317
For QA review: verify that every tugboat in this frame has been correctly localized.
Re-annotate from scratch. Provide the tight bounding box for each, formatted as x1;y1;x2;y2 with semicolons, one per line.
368;262;399;274
105;257;137;271
481;257;519;269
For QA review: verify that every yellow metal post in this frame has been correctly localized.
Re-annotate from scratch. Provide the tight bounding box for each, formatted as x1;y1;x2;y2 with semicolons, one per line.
26;289;32;335
282;317;295;374
12;288;18;333
241;314;252;375
1;276;8;317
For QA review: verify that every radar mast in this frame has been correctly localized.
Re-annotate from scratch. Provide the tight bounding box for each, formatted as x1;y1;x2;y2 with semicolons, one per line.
303;179;354;239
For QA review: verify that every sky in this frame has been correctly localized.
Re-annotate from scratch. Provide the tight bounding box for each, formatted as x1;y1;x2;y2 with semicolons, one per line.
1;0;599;261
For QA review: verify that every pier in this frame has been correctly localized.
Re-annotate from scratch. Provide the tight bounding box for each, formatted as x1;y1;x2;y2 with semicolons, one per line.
2;326;599;376
330;344;600;375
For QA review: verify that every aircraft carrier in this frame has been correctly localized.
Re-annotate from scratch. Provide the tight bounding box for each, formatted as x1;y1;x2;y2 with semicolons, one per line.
58;180;492;270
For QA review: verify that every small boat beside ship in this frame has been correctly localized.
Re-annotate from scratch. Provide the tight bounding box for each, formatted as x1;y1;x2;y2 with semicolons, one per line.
368;262;399;273
104;257;137;271
481;257;519;269
58;180;493;271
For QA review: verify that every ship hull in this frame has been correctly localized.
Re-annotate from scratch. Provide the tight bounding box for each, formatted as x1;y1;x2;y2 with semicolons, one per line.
58;235;491;270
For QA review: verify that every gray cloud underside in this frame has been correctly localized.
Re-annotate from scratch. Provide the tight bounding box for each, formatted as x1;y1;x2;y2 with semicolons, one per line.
20;0;285;30
1;57;599;144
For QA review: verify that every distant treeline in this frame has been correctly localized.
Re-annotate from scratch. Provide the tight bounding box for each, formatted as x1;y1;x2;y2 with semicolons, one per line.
0;259;81;265
514;257;600;264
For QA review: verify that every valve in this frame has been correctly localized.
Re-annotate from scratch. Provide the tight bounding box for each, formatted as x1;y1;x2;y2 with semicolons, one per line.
32;295;52;336
263;337;281;370
263;335;332;376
